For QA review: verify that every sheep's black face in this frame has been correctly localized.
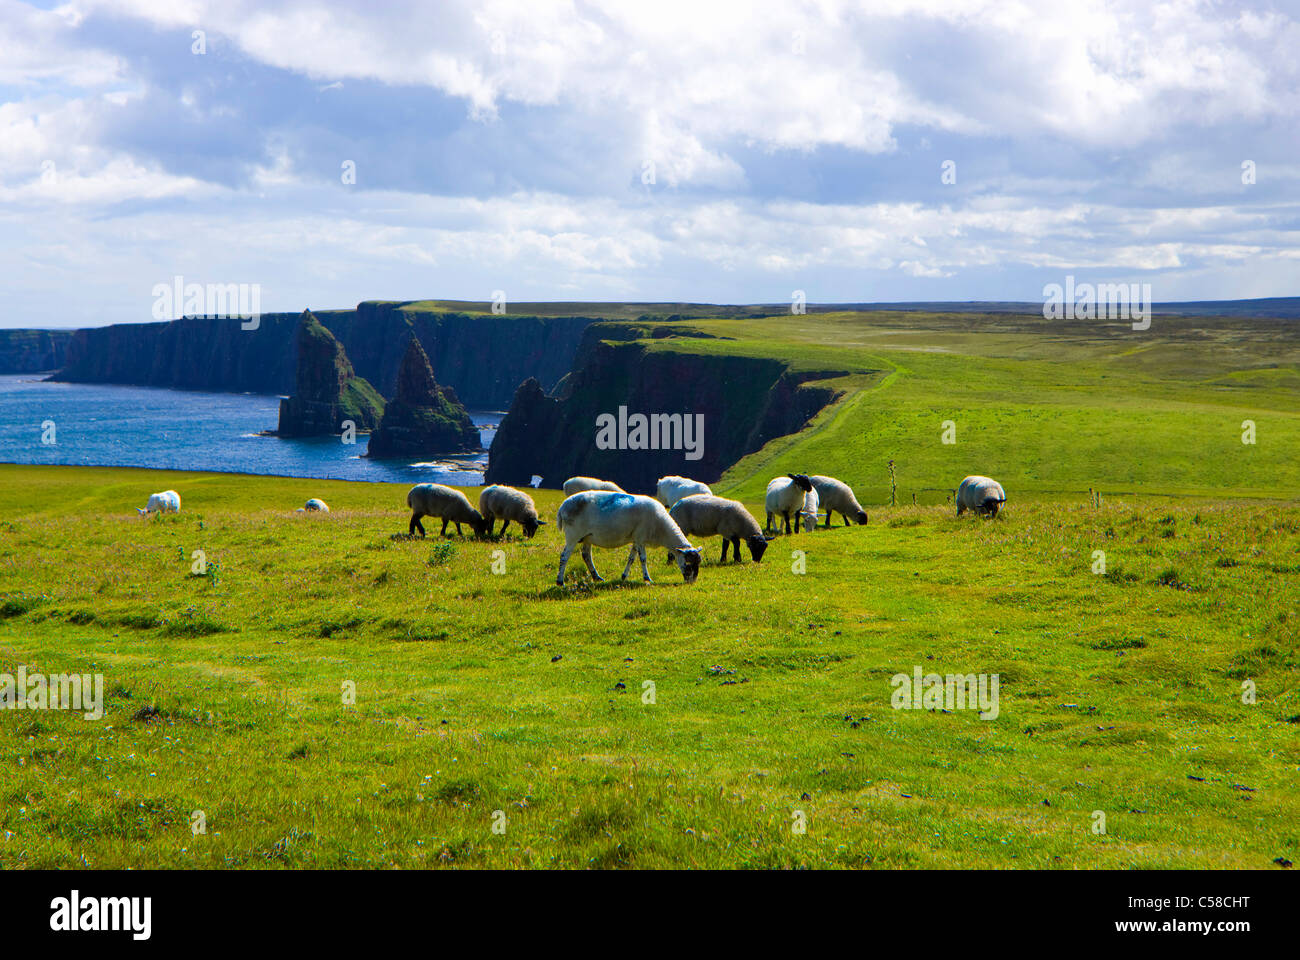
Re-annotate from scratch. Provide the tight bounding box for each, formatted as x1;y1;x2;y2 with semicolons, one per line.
981;498;1001;518
471;516;489;537
677;549;701;583
788;473;813;492
522;518;540;538
854;510;869;524
746;535;769;563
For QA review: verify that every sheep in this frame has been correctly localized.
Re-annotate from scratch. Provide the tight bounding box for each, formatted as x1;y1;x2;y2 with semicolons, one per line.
765;474;817;534
478;484;546;538
556;491;701;586
810;475;869;526
668;495;772;563
655;475;712;509
137;490;180;517
562;476;625;496
407;483;487;537
304;498;329;512
799;485;820;533
955;475;1007;518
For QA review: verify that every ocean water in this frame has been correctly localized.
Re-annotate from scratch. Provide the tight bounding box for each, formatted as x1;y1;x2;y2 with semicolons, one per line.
0;374;500;485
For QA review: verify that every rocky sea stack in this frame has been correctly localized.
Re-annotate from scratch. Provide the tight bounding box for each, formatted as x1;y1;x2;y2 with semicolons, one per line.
365;334;479;459
277;310;385;436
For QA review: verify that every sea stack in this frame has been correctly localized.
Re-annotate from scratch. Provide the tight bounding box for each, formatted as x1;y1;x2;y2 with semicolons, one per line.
365;334;479;459
277;310;385;436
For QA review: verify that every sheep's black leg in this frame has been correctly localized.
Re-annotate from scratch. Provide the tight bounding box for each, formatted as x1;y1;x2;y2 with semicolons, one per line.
500;519;511;536
440;518;449;536
484;516;495;536
843;513;850;527
556;543;574;585
782;511;792;535
455;522;463;536
410;514;425;537
733;537;742;562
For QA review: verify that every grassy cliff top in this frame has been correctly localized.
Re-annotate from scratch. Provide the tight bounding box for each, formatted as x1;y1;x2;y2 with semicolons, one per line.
0;463;1296;868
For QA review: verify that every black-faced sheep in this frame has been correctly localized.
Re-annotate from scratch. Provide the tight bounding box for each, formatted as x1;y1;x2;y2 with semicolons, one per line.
478;484;545;538
955;476;1007;518
668;494;771;563
810;475;868;526
765;474;817;534
407;483;487;537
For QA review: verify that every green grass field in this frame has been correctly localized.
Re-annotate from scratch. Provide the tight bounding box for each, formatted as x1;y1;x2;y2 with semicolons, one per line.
1;310;1297;869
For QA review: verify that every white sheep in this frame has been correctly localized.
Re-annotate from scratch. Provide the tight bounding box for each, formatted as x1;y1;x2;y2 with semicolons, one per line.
810;475;869;526
556;491;701;585
655;475;712;509
955;475;1007;518
562;476;625;496
478;484;546;538
304;498;329;512
407;483;487;537
765;474;817;534
668;495;772;563
137;490;181;517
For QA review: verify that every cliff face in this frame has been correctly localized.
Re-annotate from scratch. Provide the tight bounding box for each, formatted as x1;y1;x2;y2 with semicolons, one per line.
51;303;593;408
0;329;73;373
485;337;845;492
277;311;385;436
366;336;479;458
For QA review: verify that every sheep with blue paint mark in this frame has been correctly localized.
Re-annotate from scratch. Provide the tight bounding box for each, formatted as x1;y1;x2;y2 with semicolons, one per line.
555;491;701;585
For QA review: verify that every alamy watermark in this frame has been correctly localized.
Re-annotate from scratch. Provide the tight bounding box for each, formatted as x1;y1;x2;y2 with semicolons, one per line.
595;406;704;461
891;666;999;720
1;667;104;720
1042;275;1151;331
152;275;261;329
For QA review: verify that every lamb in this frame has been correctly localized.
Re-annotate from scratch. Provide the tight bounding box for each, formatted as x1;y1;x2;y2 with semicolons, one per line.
810;475;869;526
304;498;329;512
137;490;181;517
655;475;712;509
562;476;625;496
668;495;772;563
478;484;546;538
555;491;701;586
955;475;1007;518
765;474;818;534
407;483;487;537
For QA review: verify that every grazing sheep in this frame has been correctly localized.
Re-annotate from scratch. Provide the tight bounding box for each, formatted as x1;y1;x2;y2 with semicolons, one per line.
478;484;546;538
655;475;712;509
304;498;329;512
556;491;701;586
562;476;625;496
799;485;820;533
407;483;487;537
137;490;181;517
956;475;1007;518
765;474;817;534
810;475;869;526
668;495;772;563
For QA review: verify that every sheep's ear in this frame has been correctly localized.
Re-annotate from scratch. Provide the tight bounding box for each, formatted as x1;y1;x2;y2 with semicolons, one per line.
787;473;797;479
536;520;548;525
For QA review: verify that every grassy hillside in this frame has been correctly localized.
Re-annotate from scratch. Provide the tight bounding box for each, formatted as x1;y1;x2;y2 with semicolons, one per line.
0;464;1296;869
1;309;1296;869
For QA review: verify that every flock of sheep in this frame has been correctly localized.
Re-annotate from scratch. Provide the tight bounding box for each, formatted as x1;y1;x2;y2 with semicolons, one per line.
134;473;1007;586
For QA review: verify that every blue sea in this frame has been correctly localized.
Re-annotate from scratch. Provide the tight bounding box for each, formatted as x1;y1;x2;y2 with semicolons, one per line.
0;374;500;485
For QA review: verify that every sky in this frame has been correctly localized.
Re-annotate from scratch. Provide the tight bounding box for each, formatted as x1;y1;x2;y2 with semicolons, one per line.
1;0;1298;328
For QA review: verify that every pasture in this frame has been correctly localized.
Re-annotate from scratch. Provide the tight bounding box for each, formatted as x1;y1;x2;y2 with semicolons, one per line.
1;309;1297;869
